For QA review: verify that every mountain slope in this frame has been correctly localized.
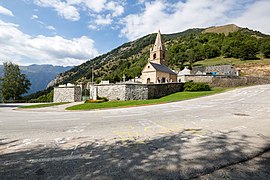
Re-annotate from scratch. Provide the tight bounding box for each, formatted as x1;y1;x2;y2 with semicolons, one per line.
202;24;268;38
202;24;241;35
47;28;205;87
30;24;270;100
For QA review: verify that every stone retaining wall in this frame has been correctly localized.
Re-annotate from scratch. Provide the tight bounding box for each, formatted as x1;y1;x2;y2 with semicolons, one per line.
95;83;184;100
184;75;270;87
147;83;184;99
96;84;126;100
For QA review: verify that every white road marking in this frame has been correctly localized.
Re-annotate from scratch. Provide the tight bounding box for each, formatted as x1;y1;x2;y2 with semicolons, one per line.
28;118;81;123
230;126;247;131
164;109;182;113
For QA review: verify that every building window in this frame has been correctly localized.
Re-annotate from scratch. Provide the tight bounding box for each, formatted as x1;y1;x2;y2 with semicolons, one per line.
148;66;150;68
147;78;151;84
153;53;156;59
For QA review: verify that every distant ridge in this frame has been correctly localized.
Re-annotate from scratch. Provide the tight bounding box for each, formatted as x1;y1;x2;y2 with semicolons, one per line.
202;24;241;35
0;64;73;95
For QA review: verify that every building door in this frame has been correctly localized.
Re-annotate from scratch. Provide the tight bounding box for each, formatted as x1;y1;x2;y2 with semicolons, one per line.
147;78;151;84
161;77;166;83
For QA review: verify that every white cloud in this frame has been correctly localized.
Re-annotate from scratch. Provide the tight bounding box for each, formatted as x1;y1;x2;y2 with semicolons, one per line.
88;14;113;30
88;24;98;30
31;14;56;32
46;25;56;31
120;0;270;40
233;0;270;35
67;0;107;13
0;20;99;66
95;15;113;25
31;14;39;19
107;1;124;17
0;5;14;16
34;0;124;30
34;0;80;21
34;0;124;23
84;1;125;30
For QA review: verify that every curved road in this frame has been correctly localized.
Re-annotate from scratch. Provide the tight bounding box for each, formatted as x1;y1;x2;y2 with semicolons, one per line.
1;85;270;179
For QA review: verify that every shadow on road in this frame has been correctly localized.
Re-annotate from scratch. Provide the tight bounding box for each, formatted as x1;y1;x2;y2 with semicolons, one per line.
1;130;269;179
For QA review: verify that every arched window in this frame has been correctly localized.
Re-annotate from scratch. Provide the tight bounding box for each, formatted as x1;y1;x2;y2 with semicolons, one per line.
153;53;156;59
147;78;151;84
161;77;166;83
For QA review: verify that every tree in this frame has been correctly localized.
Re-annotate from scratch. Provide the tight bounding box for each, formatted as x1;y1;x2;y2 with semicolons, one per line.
168;43;188;68
238;40;259;60
260;38;270;58
203;44;221;59
0;62;31;101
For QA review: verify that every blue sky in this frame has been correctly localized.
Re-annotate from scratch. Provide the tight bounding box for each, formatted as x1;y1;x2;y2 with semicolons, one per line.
0;0;269;66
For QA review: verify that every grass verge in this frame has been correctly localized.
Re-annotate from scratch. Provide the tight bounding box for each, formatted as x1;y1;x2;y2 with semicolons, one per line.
19;102;70;109
67;88;228;111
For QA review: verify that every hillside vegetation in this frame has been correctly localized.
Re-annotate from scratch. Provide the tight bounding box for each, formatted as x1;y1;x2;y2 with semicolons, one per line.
25;24;270;100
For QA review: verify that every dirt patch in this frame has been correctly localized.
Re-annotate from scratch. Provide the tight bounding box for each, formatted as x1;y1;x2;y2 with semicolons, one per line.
237;64;270;76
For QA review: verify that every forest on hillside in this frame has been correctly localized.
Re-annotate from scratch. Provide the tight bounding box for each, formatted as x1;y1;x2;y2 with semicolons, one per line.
168;32;270;70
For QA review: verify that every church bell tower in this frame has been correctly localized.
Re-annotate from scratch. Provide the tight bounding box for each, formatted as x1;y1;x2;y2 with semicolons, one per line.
149;30;168;66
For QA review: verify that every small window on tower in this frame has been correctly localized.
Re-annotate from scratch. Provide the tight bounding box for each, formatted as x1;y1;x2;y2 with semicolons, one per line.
153;53;156;59
148;66;150;68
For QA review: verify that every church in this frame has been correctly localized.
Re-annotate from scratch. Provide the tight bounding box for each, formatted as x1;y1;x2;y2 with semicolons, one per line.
141;30;177;84
54;30;183;102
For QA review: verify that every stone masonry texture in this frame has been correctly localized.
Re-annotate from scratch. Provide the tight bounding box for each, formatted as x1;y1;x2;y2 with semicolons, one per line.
95;83;184;101
54;87;82;102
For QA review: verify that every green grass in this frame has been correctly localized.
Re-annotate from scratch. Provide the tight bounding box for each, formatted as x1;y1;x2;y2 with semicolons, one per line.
67;88;227;111
19;102;70;109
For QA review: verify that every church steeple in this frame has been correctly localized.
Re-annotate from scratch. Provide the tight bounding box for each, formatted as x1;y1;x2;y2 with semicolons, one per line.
149;30;168;66
153;30;165;51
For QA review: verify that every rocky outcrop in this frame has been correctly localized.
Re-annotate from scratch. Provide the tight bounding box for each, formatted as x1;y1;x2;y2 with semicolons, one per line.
47;75;64;88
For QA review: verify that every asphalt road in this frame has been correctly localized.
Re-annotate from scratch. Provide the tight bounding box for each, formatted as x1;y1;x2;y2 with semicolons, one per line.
1;84;270;179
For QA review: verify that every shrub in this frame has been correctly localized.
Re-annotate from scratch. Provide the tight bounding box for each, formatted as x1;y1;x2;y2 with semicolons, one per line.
84;97;109;103
184;81;211;91
97;96;109;102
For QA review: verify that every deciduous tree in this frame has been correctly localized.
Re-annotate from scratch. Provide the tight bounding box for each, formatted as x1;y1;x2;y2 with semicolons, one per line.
0;62;31;101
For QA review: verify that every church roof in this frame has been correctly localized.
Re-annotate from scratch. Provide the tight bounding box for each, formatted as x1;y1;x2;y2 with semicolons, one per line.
150;62;177;75
153;30;165;51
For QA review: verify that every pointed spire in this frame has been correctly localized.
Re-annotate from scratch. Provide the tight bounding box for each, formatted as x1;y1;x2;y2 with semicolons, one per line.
153;30;164;51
